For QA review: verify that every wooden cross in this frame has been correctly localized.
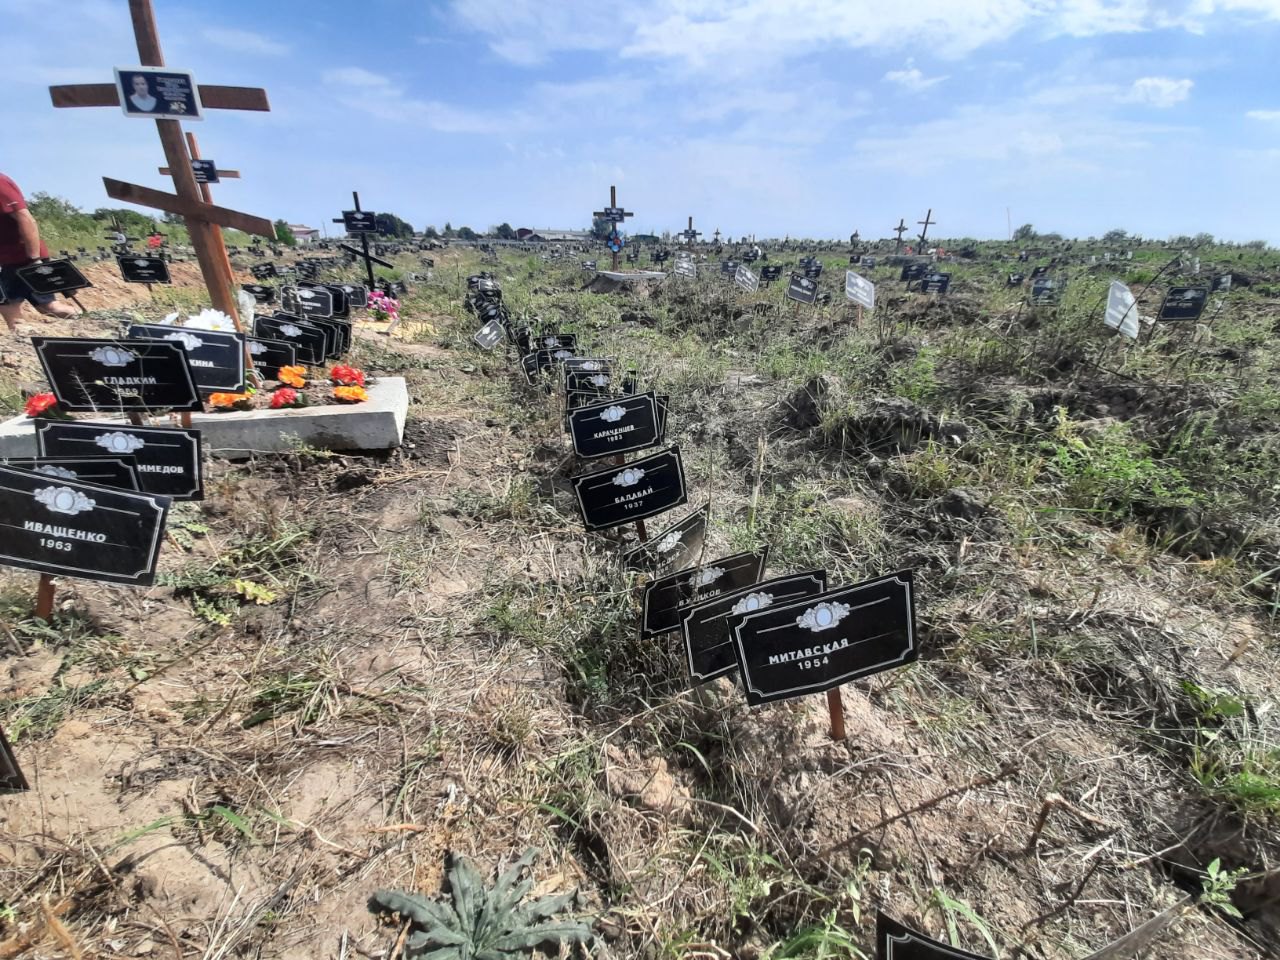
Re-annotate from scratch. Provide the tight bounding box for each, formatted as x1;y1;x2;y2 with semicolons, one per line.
48;0;274;330
893;218;909;253
592;185;633;270
917;208;936;249
713;228;722;245
681;216;701;245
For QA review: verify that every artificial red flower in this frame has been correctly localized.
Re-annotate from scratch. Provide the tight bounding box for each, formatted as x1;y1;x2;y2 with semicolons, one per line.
24;393;59;418
330;364;366;387
270;387;300;409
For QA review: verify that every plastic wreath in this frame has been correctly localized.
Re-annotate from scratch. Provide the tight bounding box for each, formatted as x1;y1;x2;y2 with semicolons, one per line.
208;392;254;411
270;387;307;409
278;365;307;388
24;392;69;420
333;385;369;404
330;364;366;387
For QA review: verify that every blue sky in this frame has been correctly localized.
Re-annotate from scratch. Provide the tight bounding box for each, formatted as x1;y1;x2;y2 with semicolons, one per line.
4;0;1280;243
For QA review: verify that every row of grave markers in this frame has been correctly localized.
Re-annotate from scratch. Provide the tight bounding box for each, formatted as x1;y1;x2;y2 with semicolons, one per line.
463;245;1223;958
468;266;916;740
0;251;386;793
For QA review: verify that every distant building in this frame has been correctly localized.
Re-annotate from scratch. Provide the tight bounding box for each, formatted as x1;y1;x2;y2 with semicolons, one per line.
519;228;593;243
289;224;320;244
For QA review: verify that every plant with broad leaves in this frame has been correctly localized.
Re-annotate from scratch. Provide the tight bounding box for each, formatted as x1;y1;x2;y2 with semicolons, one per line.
368;847;592;959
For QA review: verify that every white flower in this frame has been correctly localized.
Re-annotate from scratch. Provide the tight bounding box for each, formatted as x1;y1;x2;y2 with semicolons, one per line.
612;467;646;487
185;309;237;332
34;485;95;516
89;345;137;367
731;592;774;615
796;601;851;633
599;405;627;423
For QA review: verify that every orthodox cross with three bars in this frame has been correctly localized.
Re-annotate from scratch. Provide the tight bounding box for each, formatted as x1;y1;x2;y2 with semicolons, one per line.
893;218;909;253
917;208;936;249
48;0;275;329
592;185;633;270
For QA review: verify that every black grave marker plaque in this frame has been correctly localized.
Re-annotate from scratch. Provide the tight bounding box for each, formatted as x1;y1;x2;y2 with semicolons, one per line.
242;283;276;304
641;550;768;639
920;273;951;295
16;259;92;295
0;463;170;586
343;210;377;234
474;318;505;351
622;503;708;575
1007;273;1024;287
876;913;990;960
1157;286;1209;322
786;273;819;305
339;283;369;308
247;337;296;380
126;324;247;393
1030;277;1061;305
190;159;219;183
568;393;662;460
32;337;201;413
118;255;171;284
2;457;138;491
283;285;335;320
761;265;784;283
255;315;327;365
899;263;927;282
571;447;687;532
729;570;916;706
683;571;827;684
36;421;203;501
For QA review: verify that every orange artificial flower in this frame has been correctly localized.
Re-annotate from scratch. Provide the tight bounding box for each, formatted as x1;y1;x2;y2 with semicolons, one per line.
333;385;369;404
209;392;252;410
278;365;307;388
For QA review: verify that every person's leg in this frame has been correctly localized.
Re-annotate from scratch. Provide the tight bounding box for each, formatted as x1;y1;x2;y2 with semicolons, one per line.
0;300;22;334
34;297;77;319
0;267;26;333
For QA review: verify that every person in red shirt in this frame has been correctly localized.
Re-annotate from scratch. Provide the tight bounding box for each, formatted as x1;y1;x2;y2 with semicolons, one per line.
1;173;78;333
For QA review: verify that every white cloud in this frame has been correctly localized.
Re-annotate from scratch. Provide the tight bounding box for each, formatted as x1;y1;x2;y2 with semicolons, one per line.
1246;108;1280;120
321;68;522;134
446;0;1280;74
324;67;395;89
1124;76;1194;107
883;64;947;92
201;27;290;56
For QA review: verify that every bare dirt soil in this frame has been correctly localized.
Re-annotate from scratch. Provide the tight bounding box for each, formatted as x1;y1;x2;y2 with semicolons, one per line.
2;243;1279;960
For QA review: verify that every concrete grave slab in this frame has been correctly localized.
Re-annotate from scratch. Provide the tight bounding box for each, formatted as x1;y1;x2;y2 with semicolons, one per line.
0;377;408;459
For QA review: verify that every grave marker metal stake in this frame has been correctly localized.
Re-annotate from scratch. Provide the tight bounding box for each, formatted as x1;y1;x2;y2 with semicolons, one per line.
827;688;846;740
49;0;275;329
35;574;55;622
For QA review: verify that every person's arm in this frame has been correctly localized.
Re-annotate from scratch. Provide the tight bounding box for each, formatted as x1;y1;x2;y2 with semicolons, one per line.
13;208;43;260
